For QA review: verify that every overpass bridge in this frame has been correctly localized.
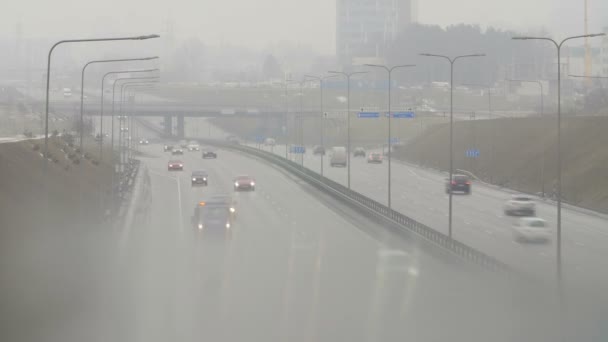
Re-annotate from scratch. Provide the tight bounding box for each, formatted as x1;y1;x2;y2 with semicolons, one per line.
30;100;322;138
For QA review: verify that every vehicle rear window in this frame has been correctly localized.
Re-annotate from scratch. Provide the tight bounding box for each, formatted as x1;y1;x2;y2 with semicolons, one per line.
514;197;532;201
203;206;230;218
530;220;546;227
454;175;469;181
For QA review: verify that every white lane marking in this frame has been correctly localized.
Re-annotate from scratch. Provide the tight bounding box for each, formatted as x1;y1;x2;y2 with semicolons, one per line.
408;169;419;177
176;175;184;233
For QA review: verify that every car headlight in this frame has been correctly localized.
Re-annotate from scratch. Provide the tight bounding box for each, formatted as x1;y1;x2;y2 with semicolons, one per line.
235;182;239;187
225;223;231;229
250;182;255;186
179;164;183;167
192;178;197;181
203;178;207;181
229;207;236;213
198;224;203;230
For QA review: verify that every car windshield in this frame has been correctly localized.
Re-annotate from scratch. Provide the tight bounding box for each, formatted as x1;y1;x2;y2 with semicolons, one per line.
192;171;207;177
454;175;469;182
202;206;229;219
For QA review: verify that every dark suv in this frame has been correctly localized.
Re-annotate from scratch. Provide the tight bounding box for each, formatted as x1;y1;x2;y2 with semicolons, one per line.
191;170;209;186
313;145;326;156
445;175;472;194
353;147;366;157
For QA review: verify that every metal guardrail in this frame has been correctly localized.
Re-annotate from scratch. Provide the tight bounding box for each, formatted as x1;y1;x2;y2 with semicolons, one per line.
203;139;512;273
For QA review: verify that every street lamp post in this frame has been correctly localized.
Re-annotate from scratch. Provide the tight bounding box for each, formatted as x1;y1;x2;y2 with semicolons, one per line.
507;78;545;197
43;34;159;165
79;56;158;153
101;68;159;162
304;74;338;176
420;53;485;238
124;85;156;161
513;33;605;281
329;71;367;189
118;79;159;170
284;79;295;159
364;64;415;209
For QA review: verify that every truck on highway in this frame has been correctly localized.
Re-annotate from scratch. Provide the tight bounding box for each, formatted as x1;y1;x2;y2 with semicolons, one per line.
330;146;347;167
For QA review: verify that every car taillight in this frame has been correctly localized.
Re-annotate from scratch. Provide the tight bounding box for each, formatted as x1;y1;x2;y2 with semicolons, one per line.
466;181;471;185
451;181;456;185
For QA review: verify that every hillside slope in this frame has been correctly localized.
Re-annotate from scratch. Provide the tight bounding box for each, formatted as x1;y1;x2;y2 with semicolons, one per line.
396;117;608;212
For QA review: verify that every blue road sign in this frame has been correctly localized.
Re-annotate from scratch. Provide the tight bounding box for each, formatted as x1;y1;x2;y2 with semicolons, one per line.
390;137;400;144
358;112;380;118
255;136;265;143
393;111;416;118
290;146;306;154
466;149;480;158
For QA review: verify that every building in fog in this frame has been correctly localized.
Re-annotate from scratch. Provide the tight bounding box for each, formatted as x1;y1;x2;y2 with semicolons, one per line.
336;0;417;65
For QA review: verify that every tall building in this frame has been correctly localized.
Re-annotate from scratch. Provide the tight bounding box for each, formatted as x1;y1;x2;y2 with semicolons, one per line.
336;0;416;65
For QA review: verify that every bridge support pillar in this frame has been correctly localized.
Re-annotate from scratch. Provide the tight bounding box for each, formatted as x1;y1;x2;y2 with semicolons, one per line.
163;115;172;137
176;115;185;139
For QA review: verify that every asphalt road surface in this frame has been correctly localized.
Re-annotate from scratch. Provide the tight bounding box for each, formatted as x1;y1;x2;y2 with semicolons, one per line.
251;143;608;292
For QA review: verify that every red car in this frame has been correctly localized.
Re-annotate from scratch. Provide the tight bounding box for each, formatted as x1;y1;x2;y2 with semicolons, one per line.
234;175;256;191
168;160;184;171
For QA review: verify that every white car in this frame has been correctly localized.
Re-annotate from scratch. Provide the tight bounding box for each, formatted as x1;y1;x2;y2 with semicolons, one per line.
512;217;551;243
187;144;200;152
504;195;536;216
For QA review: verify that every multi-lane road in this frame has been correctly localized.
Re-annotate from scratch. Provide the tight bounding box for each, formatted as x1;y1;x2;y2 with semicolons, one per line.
113;136;573;342
250;143;608;289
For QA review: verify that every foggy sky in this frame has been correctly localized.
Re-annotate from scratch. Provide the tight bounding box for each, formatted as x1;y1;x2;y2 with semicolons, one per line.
1;0;607;53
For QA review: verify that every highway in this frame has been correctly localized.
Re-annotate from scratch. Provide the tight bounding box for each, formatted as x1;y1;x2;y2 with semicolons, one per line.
247;142;608;292
116;138;572;342
177;118;608;295
2;115;603;341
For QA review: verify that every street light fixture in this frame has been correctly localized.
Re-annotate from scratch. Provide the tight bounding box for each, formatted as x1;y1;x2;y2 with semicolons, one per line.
109;77;159;180
123;84;158;161
328;70;367;189
507;78;545;197
420;52;485;238
100;68;159;161
304;74;339;176
364;64;415;209
284;78;296;159
513;32;605;281
79;56;159;152
43;34;160;163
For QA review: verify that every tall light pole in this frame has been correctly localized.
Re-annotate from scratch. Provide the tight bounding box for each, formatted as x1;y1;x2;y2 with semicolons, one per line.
124;85;157;161
364;64;415;209
328;70;367;189
284;78;294;159
304;74;339;176
79;56;159;152
118;79;159;170
513;33;605;281
43;34;159;164
420;53;485;238
507;78;545;197
101;68;159;162
296;80;307;167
